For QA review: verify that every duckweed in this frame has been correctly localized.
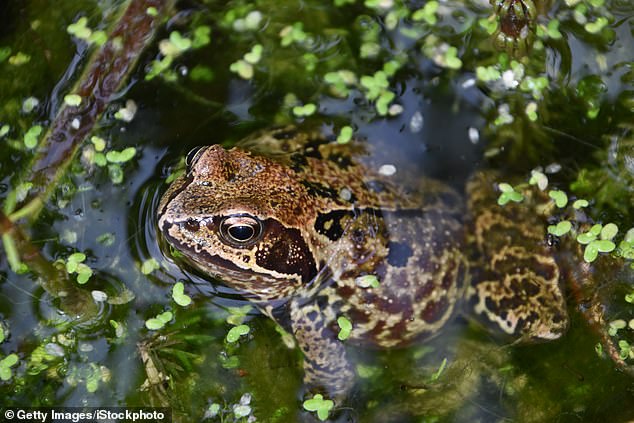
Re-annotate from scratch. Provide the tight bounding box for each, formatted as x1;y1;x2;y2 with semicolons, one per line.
23;125;42;149
497;183;524;205
105;147;136;163
279;22;309;46
0;353;19;381
67;17;92;40
244;45;263;66
600;223;618;240
114;100;137;122
584;17;609;34
529;170;548;190
337;316;352;341
8;52;30;66
548;190;568;208
65;252;92;285
337;126;354;144
292;103;317;117
573;199;589;209
411;1;439;25
141;258;160;275
230;60;254;79
145;311;173;330
303;394;334;421
22;97;39;113
548;220;572;237
544;19;563;39
63;94;82;107
172;282;192;307
226;324;250;343
355;274;380;288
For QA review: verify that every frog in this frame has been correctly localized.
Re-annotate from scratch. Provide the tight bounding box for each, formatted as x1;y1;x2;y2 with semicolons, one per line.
157;126;569;398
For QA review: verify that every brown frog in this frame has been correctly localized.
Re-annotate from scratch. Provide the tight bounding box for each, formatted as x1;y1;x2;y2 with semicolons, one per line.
157;127;568;396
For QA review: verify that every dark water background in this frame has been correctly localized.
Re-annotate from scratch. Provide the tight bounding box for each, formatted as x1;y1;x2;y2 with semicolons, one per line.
0;0;633;422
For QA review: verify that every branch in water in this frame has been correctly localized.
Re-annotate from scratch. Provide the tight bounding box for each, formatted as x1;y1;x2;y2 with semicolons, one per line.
10;0;175;221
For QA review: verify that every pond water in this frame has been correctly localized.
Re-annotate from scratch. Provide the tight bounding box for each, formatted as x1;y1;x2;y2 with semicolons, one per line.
1;0;634;422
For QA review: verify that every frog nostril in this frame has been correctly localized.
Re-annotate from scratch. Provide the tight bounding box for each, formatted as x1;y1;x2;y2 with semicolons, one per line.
184;218;200;232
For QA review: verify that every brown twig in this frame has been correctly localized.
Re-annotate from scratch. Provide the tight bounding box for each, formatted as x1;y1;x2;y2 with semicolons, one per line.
9;0;175;221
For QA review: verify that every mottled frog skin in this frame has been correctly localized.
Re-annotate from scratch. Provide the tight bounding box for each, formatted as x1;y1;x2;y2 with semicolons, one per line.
157;127;568;396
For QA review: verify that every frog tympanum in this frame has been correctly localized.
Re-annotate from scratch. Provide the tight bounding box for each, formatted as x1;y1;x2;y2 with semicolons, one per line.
157;127;568;397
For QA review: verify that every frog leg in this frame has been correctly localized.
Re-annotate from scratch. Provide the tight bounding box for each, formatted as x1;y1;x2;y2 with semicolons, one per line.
466;171;569;342
289;298;354;397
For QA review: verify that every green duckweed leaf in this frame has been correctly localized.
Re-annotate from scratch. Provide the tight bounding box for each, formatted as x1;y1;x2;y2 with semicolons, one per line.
75;263;93;284
172;282;192;307
589;224;603;236
573;199;589;209
145;318;164;330
478;16;498;34
584;16;608;34
226;324;250;343
244;44;263;64
169;31;192;52
443;46;462;70
64;94;82;106
89;30;107;46
618;240;634;260
303;394;334;421
192;26;211;49
355;275;380;288
292;103;317;117
68;252;86;263
412;1;439;25
546;19;562;39
577;232;596;245
337;126;353;144
90;136;106;152
600;223;618;240
594;239;615;253
67;17;92;40
548;190;568;208
145;311;173;330
498;183;514;193
0;353;18;368
9;52;31;66
337;316;352;341
583;243;599;263
106;147;136;163
24;125;43;149
547;220;572;237
141;258;160;275
497;185;524;206
529;170;548;190
230;59;254;79
157;311;172;323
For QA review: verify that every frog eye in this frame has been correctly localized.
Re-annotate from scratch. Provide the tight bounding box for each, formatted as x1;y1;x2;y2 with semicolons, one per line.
185;146;206;168
220;215;262;246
